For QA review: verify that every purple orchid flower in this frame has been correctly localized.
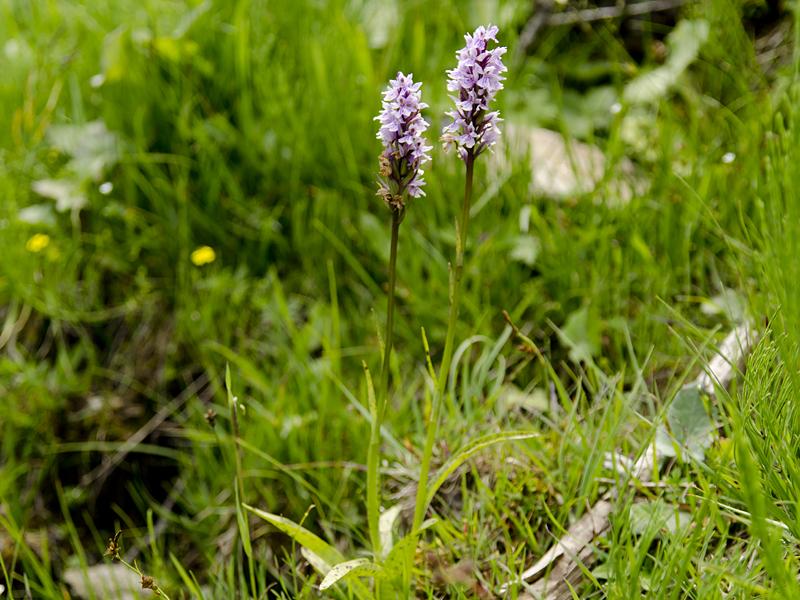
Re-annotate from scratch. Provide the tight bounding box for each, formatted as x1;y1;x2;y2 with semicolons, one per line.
375;72;432;212
442;25;507;160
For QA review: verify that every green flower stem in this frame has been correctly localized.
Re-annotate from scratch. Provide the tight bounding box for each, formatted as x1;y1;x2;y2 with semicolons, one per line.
368;208;401;560
116;557;171;600
226;366;256;596
412;152;474;533
381;210;400;406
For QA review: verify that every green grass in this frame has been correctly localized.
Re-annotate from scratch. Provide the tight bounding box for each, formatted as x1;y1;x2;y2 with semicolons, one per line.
2;0;800;597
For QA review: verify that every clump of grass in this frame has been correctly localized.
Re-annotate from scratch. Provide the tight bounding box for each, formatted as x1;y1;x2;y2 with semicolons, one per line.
4;1;800;598
241;25;537;595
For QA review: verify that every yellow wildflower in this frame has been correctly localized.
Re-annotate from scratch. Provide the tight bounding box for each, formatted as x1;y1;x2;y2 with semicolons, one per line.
191;245;216;266
26;233;50;253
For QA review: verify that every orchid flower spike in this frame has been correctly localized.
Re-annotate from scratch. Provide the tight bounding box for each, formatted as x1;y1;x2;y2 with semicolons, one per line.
375;72;432;214
442;25;507;160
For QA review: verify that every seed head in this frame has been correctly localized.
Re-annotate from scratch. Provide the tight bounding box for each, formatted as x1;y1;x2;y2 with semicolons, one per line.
104;531;122;560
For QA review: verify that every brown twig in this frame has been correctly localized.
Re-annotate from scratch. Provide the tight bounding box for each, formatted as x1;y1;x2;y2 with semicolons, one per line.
80;373;210;487
517;0;688;57
548;0;687;27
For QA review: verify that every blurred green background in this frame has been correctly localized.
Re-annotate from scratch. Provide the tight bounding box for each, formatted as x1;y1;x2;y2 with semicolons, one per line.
2;0;799;597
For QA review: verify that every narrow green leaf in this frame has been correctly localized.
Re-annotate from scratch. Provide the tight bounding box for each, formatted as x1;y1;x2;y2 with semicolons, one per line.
243;504;345;566
301;548;376;599
225;363;233;409
319;558;384;591
235;485;252;558
735;433;799;596
379;504;402;558
300;547;332;576
420;327;436;380
425;431;538;508
207;342;271;396
169;553;206;599
362;361;377;419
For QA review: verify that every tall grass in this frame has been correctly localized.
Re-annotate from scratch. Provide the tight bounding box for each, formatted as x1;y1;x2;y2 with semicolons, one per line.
3;0;800;597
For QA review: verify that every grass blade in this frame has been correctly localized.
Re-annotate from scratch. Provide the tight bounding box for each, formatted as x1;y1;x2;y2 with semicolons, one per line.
425;430;538;509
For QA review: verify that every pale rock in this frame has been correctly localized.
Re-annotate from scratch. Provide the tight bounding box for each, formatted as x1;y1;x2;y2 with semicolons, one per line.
63;563;147;599
493;124;643;205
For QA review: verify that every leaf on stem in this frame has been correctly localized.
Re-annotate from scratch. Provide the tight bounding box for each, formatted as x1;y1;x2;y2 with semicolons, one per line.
379;504;403;559
362;361;377;419
319;558;384;591
243;504;345;567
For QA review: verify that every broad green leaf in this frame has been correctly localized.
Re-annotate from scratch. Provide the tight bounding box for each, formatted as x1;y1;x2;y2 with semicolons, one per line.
243;504;345;567
425;431;538;508
560;305;602;363
656;384;714;460
301;547;332;576
319;558;384;591
629;500;691;537
592;562;610;581
624;20;709;104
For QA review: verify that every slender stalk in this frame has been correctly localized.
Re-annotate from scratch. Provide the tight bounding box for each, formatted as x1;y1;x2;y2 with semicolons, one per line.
381;212;401;402
412;152;474;532
227;366;256;596
368;209;401;560
116;557;171;600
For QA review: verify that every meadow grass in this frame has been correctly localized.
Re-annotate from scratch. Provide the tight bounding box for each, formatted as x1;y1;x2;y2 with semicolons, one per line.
2;0;800;597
